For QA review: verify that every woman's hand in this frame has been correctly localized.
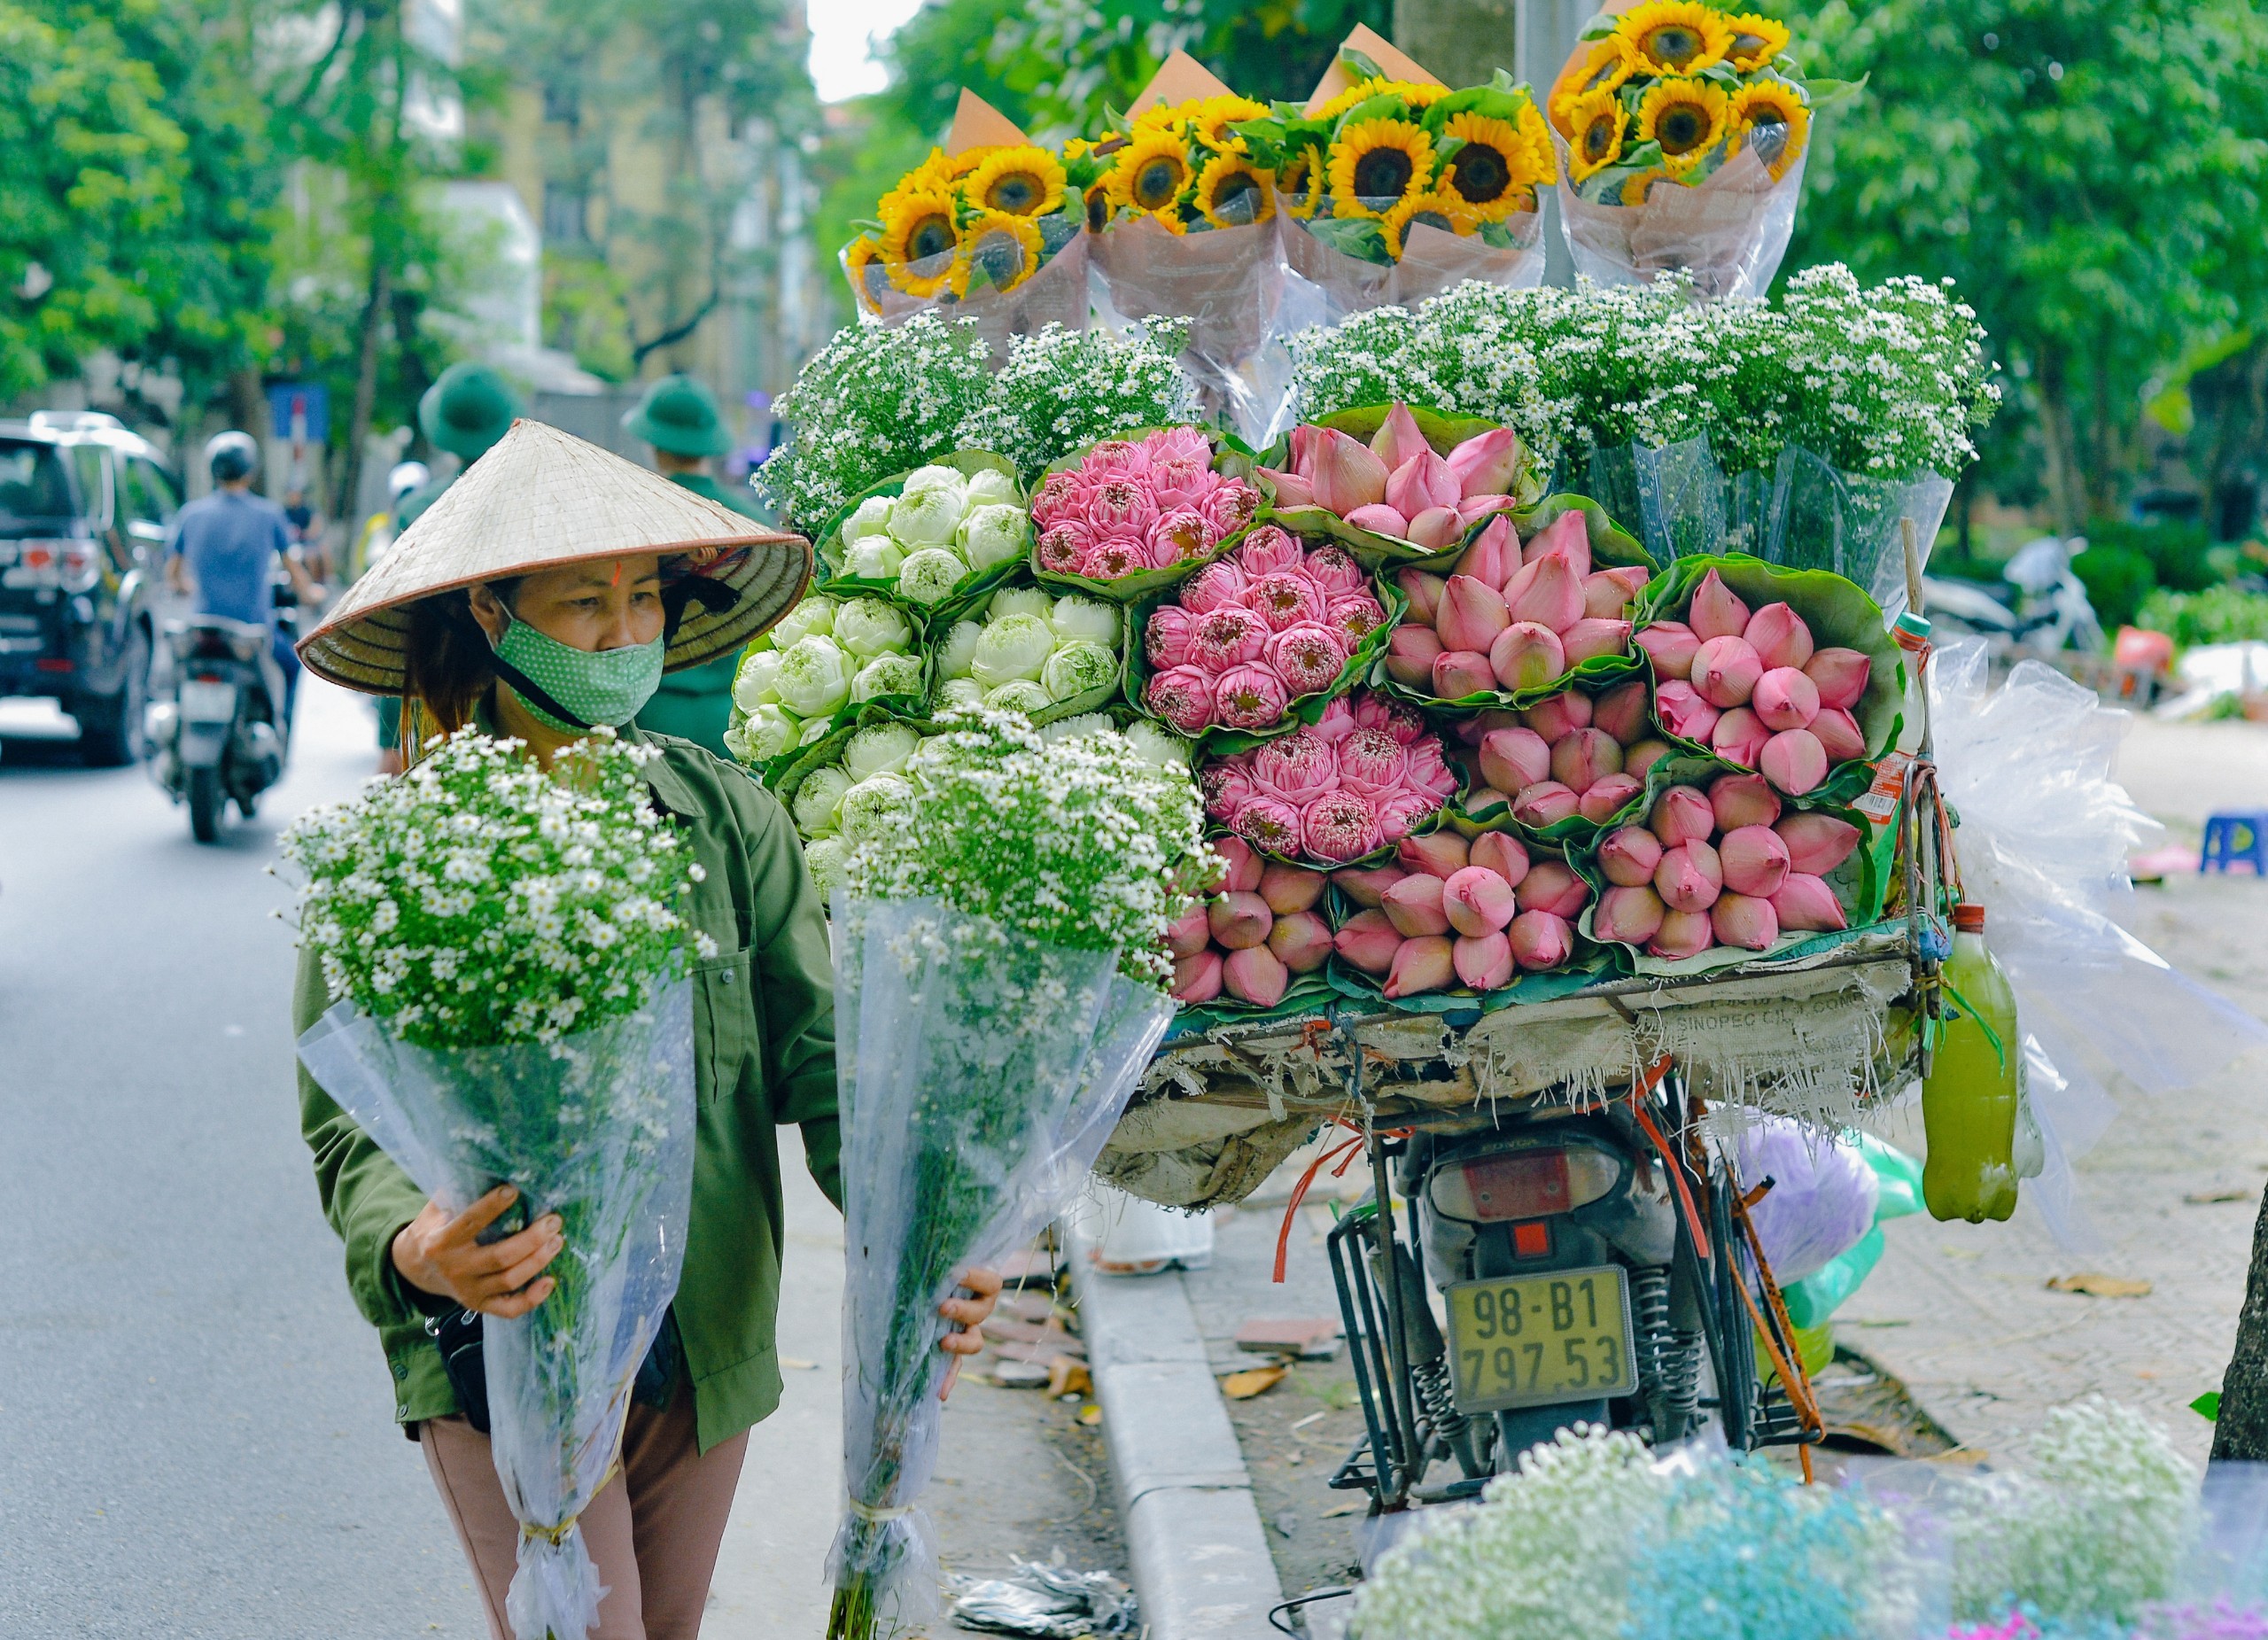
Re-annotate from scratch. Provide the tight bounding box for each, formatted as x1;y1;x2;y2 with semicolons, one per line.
391;1185;564;1319
936;1265;1005;1402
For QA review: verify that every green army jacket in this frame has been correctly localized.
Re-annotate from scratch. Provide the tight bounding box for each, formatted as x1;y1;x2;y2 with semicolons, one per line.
294;721;841;1453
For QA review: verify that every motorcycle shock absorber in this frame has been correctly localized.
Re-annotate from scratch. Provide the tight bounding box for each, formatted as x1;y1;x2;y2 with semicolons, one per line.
1371;1239;1484;1481
1629;1265;1703;1442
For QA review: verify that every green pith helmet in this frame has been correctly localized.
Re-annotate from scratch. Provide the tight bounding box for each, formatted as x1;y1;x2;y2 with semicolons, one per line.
623;373;733;459
417;362;524;461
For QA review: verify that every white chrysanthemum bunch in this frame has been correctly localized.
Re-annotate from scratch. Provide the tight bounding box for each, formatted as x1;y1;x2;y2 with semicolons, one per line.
726;594;924;766
835;462;1029;607
933;584;1124;719
957;322;1203;478
280;729;711;1049
839;710;1215;987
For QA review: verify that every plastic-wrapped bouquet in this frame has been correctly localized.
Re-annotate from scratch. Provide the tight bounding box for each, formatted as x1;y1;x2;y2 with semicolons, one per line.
821;714;1205;1637
1029;425;1261;596
724;594;927;769
283;728;705;1640
1196;691;1455;864
827;455;1029;610
932;585;1125;720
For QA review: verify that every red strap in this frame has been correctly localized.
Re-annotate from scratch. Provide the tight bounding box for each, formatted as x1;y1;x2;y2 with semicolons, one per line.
1273;1119;1368;1284
1623;1057;1712;1263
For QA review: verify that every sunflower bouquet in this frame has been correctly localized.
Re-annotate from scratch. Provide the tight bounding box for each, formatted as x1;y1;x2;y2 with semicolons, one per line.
1547;0;1845;299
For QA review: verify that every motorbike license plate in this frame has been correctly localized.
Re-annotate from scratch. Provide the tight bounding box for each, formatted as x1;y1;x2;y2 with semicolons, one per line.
179;680;237;723
1444;1265;1637;1412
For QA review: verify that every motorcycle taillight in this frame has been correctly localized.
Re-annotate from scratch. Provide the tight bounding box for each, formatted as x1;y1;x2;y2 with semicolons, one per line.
1429;1146;1622;1224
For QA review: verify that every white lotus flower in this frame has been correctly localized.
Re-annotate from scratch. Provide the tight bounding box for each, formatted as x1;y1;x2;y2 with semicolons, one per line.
889;470;967;547
843;536;905;580
772;634;851;719
936;619;983;680
1040;713;1112;744
937;677;985;711
962;467;1020;511
843;722;921;782
971;612;1056;687
797;714;835;747
837;773;916;845
1124;720;1192;768
850;651;925;703
742;703;797;762
958;504;1028;572
801;836;848;895
833;596;912;658
1041;640;1118;702
841;494;895;545
1048;594;1120;648
792;766;851;837
770;595;838;651
989;586;1052;624
895;548;969;606
732;650;781;711
984;679;1053;714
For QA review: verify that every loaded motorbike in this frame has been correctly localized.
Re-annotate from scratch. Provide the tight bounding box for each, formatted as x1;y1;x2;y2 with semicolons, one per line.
147;570;298;842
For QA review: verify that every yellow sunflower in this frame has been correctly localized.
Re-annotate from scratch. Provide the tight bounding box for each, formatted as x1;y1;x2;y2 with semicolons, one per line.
1383;189;1480;258
1327;118;1434;215
1193;152;1274;229
951;209;1045;296
1728;80;1810;175
1614;1;1735;76
1111;128;1194;215
1552;38;1636;133
1314;75;1449;122
890;146;957;198
1565;88;1628;183
1190;93;1270;152
1636;77;1729;173
842;235;883;313
1619;167;1677;206
1724;12;1791;72
965;144;1067;218
1278;142;1325;219
877;187;959;279
944;147;986;182
1440;110;1542;221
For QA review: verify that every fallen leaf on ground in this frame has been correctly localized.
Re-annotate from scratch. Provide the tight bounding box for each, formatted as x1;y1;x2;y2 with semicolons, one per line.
1322;1500;1366;1518
2047;1272;2153;1298
779;1356;819;1370
1223;1365;1288;1400
2186;1189;2251;1204
1047;1356;1092;1397
1078;1403;1102;1426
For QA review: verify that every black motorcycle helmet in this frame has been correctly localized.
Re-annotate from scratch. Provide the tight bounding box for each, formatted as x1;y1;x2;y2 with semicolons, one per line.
206;430;259;485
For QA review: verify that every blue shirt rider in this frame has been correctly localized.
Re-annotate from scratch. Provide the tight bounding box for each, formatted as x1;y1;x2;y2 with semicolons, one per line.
165;431;321;724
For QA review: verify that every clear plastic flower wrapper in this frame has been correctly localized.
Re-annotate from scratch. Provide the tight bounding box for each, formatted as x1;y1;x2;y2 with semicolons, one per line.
1555;132;1803;302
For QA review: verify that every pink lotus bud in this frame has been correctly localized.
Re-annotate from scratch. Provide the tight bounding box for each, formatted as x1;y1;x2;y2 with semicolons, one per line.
1333;909;1403;975
1690;635;1762;709
1173;949;1224;1001
1509;910;1574;971
1649;786;1715;848
1397;569;1447;624
1516;860;1589;920
1595;884;1666;945
1454;931;1516;991
1387;451;1460;520
1561;618;1633;665
1471;831;1531;889
1717;825;1791;898
1447;427;1522;499
1210;834;1265;893
1331;864;1406;908
1712;707;1770;768
1256;466;1314;509
1593;680;1650;745
1369;402;1429;471
1804;647;1872;711
1259;862;1327;914
1438;574;1511;653
1522;690;1591;745
1626;739;1674;780
1688;568;1750;641
1267;909;1334;974
1382;873;1451;937
1443;865;1519;937
1580;773;1644;823
1752;666;1820;732
1584;565;1653;619
1309;426;1390;514
1599;825;1664;887
1711;892;1779;952
1166;902;1212;958
1503;554;1585;633
1146;665;1216;735
1386;626;1445;688
1464;788;1513;828
1454;515;1516;586
1345;503;1411;538
1648;909;1714;960
1396;829;1470;880
1759;728;1828;796
1744;602;1814;672
1215;665;1293;731
1433;649;1499;700
1635;621;1701;679
1512;781;1580;828
1208;890;1275;950
1490;623;1566;692
1812;707;1866;763
1550;727;1624;795
1479;727;1551;796
1223;944;1292;1007
1653;839;1722;913
1521;509;1590;576
1458;493;1515;526
1383;934;1456;999
1709;773;1782;833
1770;873;1848;933
1652;680;1720;745
1774;812;1861;876
1405;506;1464;549
1181;559;1249;614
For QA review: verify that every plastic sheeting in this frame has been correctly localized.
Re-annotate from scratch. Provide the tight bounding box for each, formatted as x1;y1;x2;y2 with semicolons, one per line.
846;224;1091;368
1278;207;1544;323
1927;640;2268;1246
296;981;696;1640
1725;1115;1881;1284
1553;136;1806;303
1089;214;1285;444
825;898;1173;1638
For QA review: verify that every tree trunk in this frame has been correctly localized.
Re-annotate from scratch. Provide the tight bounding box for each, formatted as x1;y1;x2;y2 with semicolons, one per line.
2085;330;2116;522
338;253;391;539
2213;1180;2268;1459
2034;347;2085;538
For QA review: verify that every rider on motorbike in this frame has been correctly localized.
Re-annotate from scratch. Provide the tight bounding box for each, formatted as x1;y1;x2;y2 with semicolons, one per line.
164;431;322;728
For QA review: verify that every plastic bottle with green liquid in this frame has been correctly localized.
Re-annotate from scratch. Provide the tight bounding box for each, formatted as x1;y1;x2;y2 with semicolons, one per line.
1922;903;2022;1222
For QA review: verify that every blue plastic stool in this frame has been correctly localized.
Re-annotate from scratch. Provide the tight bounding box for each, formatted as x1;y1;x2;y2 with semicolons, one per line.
2202;812;2268;874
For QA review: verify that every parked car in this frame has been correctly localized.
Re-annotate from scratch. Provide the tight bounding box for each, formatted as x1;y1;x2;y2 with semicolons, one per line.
0;410;175;764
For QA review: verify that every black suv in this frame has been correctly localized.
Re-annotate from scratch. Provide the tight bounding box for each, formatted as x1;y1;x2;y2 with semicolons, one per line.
0;410;175;764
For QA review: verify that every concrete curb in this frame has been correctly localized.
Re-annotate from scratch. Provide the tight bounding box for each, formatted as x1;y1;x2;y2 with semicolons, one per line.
1068;1224;1286;1640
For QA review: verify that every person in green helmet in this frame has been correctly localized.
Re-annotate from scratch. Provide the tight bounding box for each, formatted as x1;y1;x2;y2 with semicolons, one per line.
625;374;762;758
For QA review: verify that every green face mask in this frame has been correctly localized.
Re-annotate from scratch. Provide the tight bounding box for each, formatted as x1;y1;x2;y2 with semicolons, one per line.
491;613;664;732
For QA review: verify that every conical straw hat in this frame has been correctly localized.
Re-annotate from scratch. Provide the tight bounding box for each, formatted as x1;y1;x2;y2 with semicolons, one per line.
299;418;811;694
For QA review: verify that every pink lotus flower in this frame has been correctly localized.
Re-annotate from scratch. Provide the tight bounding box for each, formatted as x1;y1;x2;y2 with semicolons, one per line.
1454;931;1516;991
1447;428;1522;498
1509;910;1573;971
1382;872;1451;937
1688;568;1749;641
1472;831;1530;889
1521;509;1591;576
1145;425;1212;466
1259;861;1327;914
1514;857;1592;915
1146;665;1215;735
1584;566;1653;619
1490;623;1565;692
1085;475;1157;536
1635;621;1701;678
1181;559;1249;614
1443;866;1518;937
1081;537;1150;580
1774;812;1860;876
1369;403;1430;469
1249;728;1340;807
1146;605;1196;669
1653;839;1722;913
1188;604;1269;671
1401;835;1472;887
1744;602;1814;672
1223;944;1291;1006
1433;650;1497;700
1037;523;1090;574
1812;706;1865;762
1231;797;1303;854
1438;574;1511;652
1304;543;1363;596
1397;569;1447;624
1165;901;1211;958
1309;427;1390;514
1690;634;1762;709
1331;864;1405;908
1257;466;1315;509
1455;515;1516;587
1457;493;1516;527
1083;439;1149;478
1386;626;1443;688
1718;825;1791;898
1759;728;1827;795
1338;727;1409;795
1268;623;1350;697
1480;727;1551;792
1285;424;1320;479
1770;874;1847;932
1579;773;1643;823
1709;772;1782;832
1593;680;1650;744
1148;457;1216;515
1353;695;1424;742
1204;480;1260;538
1302;790;1384;864
1210;836;1263;892
1504;554;1585;633
1649;785;1714;848
1208;891;1273;950
1627;739;1673;779
1333;909;1402;975
1325;593;1387;643
1752;666;1820;732
1376;789;1443;840
1233;525;1303;578
1712;892;1779;952
1653;680;1720;744
1384;934;1456;998
1511;781;1580;828
1031;469;1082;527
1406;507;1464;549
1149;510;1212;567
1312;696;1363;742
1387;449;1460;519
1524;691;1592;743
1598;825;1663;887
1200;762;1254;823
1268;910;1333;974
1595;884;1666;946
1550;727;1623;795
1244;571;1327;633
1711;706;1770;768
1215;664;1291;730
1805;648;1871;711
1648;909;1713;960
1345;502;1411;538
1561;618;1632;665
1402;739;1457;800
1173;949;1223;1002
